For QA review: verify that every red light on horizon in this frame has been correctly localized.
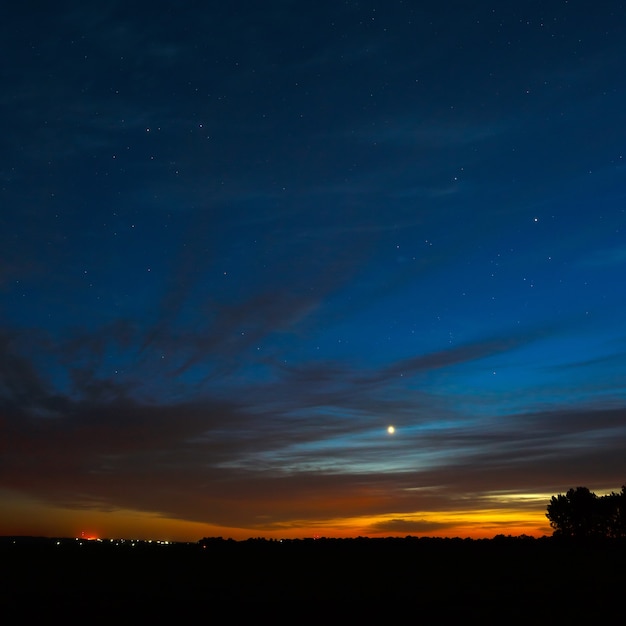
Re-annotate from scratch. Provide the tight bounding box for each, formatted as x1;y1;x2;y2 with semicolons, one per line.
79;531;99;541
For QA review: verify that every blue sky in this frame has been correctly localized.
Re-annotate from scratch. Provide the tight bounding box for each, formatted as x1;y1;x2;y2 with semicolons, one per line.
1;0;625;540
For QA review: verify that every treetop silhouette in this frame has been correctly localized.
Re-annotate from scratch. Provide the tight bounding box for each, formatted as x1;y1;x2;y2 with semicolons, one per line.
546;485;626;539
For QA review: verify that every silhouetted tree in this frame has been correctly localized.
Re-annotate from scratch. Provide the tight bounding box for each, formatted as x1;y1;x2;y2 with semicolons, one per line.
546;485;626;538
547;487;596;537
547;491;574;537
601;485;626;538
617;485;626;537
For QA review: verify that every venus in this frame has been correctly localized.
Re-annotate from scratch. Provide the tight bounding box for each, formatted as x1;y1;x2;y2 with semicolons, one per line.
387;425;395;435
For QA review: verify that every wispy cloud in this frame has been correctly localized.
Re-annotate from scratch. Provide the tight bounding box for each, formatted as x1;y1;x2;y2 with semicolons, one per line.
2;300;624;533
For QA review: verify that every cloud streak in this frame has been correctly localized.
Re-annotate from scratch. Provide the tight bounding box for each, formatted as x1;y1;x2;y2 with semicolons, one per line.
2;297;625;535
2;1;626;540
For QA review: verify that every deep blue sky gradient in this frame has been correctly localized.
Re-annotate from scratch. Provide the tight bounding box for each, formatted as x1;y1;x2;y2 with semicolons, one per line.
1;0;625;539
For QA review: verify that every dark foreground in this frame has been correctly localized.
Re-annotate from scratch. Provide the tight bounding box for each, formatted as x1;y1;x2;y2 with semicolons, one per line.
2;535;624;623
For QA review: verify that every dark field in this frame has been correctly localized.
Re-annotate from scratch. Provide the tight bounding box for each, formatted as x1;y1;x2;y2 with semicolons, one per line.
2;536;624;623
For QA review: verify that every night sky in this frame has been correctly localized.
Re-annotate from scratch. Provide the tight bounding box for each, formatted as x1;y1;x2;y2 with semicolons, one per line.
1;1;625;541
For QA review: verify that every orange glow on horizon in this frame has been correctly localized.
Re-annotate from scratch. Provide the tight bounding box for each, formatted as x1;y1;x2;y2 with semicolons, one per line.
0;489;552;542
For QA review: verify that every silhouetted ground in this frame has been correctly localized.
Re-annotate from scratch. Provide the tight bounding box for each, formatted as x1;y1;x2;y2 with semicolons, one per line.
2;535;624;623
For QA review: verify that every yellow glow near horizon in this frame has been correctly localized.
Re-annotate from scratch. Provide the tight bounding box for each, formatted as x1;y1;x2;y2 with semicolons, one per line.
0;488;553;541
295;507;553;539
